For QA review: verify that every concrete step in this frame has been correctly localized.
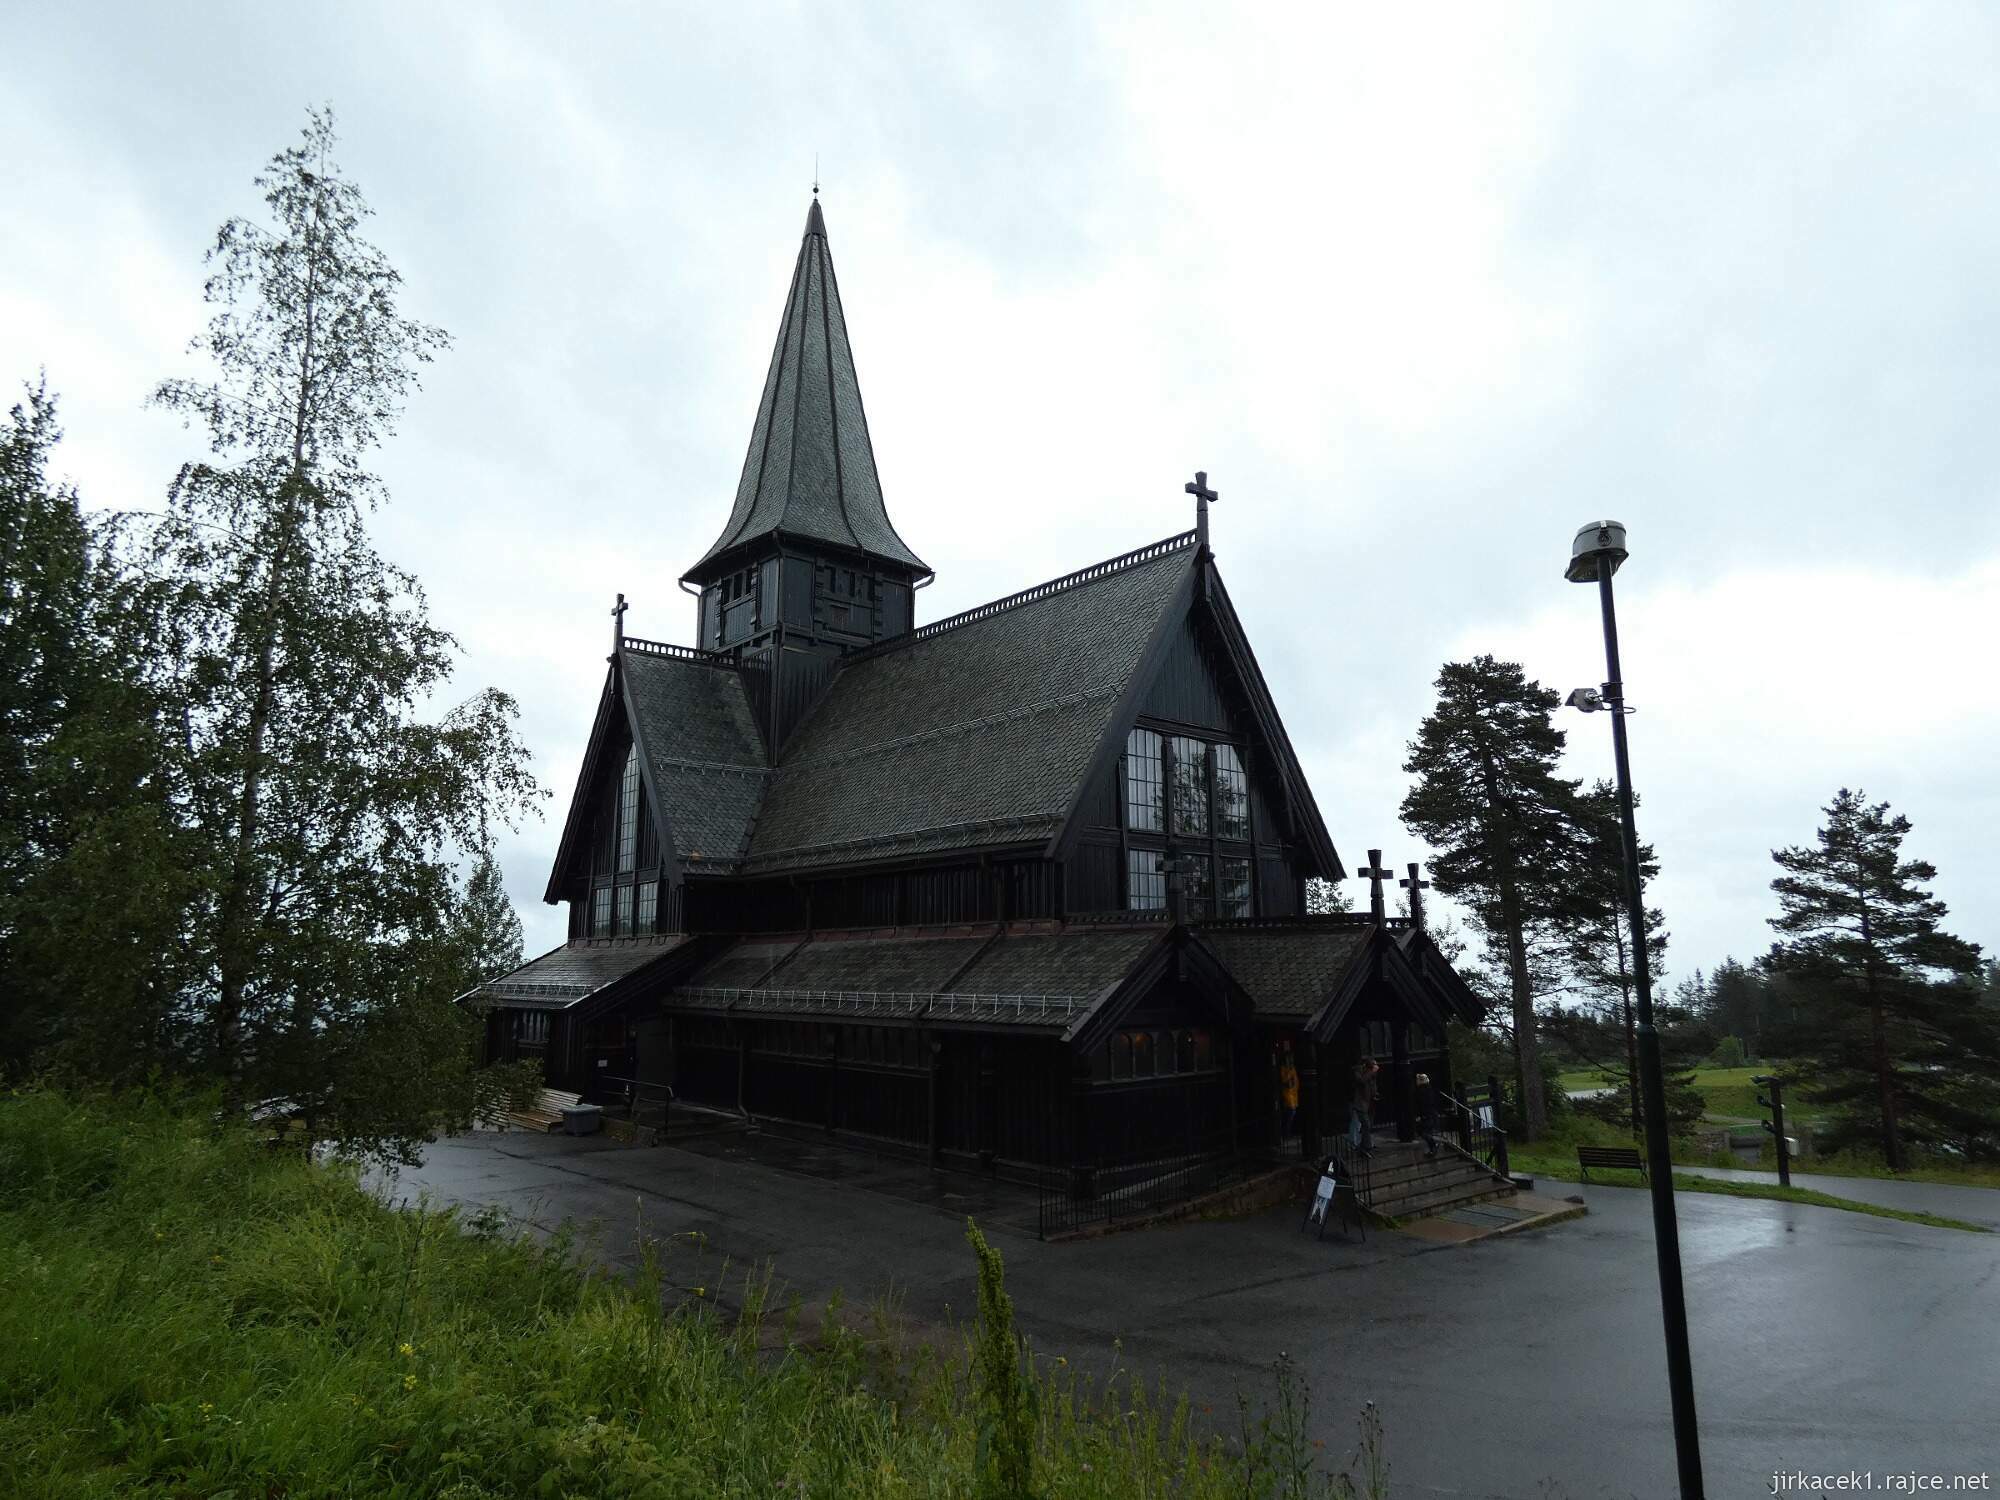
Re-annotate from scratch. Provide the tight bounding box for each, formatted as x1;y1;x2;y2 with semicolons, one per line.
1372;1176;1515;1220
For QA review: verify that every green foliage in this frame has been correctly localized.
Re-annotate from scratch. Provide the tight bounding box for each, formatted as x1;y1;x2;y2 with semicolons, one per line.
1765;789;1993;1167
0;379;199;1084
1707;1036;1746;1069
2;1090;1392;1497
1400;656;1588;1138
967;1218;1037;1499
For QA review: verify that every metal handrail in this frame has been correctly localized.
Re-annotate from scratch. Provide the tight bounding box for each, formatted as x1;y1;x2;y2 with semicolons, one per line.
1435;1087;1511;1179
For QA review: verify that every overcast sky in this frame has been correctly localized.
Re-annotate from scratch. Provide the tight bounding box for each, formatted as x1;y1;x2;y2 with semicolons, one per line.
6;3;1996;983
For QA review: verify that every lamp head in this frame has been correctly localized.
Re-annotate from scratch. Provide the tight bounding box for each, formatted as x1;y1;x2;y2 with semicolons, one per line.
1566;520;1628;583
1566;687;1605;713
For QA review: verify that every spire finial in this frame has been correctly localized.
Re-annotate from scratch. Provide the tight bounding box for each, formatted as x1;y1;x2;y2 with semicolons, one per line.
813;153;819;196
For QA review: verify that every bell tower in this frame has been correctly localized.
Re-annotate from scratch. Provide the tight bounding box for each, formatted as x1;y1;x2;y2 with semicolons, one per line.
682;198;931;680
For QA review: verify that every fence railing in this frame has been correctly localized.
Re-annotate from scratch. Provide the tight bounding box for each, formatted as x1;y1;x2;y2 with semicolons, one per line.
1437;1087;1510;1179
592;1073;676;1139
1038;1125;1256;1238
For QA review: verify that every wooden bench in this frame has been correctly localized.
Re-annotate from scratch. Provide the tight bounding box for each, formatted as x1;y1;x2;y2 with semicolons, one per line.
1576;1145;1647;1181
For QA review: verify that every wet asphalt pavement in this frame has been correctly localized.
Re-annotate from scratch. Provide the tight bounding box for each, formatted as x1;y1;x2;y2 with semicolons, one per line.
380;1125;2000;1499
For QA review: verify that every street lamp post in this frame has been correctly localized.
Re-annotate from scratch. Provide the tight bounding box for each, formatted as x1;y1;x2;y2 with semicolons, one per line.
1565;521;1705;1500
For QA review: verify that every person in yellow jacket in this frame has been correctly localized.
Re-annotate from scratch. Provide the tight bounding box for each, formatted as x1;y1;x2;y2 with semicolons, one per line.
1278;1041;1301;1139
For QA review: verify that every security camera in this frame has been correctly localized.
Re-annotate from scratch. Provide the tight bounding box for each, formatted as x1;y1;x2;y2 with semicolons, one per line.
1565;687;1605;713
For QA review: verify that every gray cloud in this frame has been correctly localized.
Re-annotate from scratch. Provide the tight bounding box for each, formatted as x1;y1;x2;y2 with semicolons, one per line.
5;2;1994;973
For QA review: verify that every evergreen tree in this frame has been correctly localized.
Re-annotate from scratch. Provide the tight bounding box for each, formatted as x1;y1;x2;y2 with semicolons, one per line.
1766;789;1986;1168
1556;779;1669;1138
451;849;525;990
0;380;193;1080
139;108;542;1155
1304;876;1349;915
1401;656;1584;1138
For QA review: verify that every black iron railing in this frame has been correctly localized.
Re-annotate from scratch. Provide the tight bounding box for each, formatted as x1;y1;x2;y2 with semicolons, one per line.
593;1074;676;1139
1437;1088;1510;1179
1324;1138;1375;1210
1038;1126;1257;1238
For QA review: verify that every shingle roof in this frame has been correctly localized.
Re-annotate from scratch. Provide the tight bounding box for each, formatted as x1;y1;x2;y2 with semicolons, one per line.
620;646;769;867
1191;922;1374;1019
685;199;928;582
471;935;696;1010
665;924;1165;1034
741;539;1195;873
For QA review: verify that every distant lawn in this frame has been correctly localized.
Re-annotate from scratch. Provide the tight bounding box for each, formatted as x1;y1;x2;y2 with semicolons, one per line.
1541;1164;1989;1234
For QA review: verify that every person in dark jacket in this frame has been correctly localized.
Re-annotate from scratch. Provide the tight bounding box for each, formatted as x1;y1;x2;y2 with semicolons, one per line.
1348;1058;1380;1155
1415;1072;1439;1158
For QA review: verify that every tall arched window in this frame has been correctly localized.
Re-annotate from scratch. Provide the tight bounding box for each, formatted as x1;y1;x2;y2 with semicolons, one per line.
616;745;640;873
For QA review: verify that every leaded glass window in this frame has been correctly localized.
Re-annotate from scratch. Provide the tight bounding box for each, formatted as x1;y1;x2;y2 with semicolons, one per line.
1169;736;1210;836
616;745;640;872
592;884;611;936
1127;849;1165;911
1181;854;1212;919
1217;857;1252;918
1125;729;1163;832
636;880;658;933
615;883;635;934
1214;744;1248;840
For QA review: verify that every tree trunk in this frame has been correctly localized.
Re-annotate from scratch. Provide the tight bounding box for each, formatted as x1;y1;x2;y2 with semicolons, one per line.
1499;880;1548;1138
215;185;326;1110
1616;925;1642;1140
1858;906;1903;1171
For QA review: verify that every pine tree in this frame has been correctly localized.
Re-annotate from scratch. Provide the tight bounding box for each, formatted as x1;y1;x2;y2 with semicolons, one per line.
1557;779;1669;1138
140;108;543;1155
1766;789;1986;1169
1400;656;1584;1138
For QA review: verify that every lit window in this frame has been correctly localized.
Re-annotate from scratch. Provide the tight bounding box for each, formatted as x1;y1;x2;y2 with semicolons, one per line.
1131;1030;1155;1078
1218;857;1251;918
1214;745;1248;840
1125;729;1163;832
1169;737;1210;836
1127;849;1165;911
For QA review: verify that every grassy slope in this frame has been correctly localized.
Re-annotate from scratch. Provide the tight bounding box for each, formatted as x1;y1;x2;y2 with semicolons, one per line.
0;1090;1366;1499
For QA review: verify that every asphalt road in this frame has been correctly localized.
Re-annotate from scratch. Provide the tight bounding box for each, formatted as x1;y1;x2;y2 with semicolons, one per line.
383;1128;2000;1499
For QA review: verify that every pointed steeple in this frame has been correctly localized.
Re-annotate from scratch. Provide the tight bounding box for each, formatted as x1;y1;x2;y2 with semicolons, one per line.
683;199;930;585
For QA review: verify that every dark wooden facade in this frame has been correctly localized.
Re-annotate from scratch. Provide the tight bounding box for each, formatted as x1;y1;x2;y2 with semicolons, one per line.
473;196;1480;1187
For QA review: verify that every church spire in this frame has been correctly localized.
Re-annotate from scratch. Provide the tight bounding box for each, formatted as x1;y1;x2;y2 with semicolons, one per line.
683;199;930;587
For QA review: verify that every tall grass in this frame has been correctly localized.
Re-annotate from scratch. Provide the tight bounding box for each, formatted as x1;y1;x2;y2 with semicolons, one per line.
0;1088;1391;1498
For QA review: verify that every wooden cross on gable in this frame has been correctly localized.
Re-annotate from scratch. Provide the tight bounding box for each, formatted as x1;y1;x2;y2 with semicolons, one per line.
1355;848;1393;923
1401;862;1432;931
1184;469;1218;549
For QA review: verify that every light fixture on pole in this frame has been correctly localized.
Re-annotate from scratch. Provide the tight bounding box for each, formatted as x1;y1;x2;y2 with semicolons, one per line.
1565;520;1705;1499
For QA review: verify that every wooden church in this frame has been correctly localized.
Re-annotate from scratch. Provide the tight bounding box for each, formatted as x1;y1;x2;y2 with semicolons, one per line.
472;198;1486;1185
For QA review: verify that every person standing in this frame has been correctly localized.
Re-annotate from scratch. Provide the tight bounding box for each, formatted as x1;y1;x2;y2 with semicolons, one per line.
1278;1042;1301;1141
1348;1057;1381;1156
1415;1071;1439;1158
